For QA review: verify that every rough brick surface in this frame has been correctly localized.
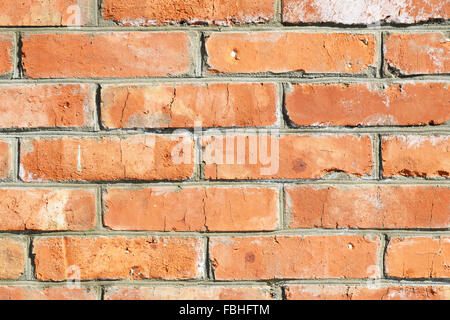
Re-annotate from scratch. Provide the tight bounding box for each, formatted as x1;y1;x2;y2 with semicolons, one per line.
102;0;276;26
0;85;96;129
206;32;376;74
209;235;381;280
285;285;450;300
0;0;91;26
0;34;13;77
104;187;279;231
384;33;450;75
33;237;204;281
0;239;25;280
385;237;450;279
22;33;192;78
101;83;277;128
0;139;12;180
382;135;450;178
285;82;450;127
286;185;450;229
104;286;274;300
0;189;96;231
202;135;373;180
0;287;97;300
19;135;194;182
282;0;450;25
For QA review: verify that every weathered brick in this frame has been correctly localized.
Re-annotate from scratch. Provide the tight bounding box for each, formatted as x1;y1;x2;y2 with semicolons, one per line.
209;235;381;280
104;286;274;300
285;82;450;127
282;0;449;25
104;186;279;231
0;84;96;129
101;83;277;129
33;237;204;281
286;185;450;229
22;33;192;78
202;135;373;180
0;34;13;77
382;135;450;178
0;0;91;26
206;32;376;74
19;135;194;182
0;189;96;231
102;0;276;26
386;237;450;279
285;285;450;300
0;238;25;280
0;139;12;180
0;286;97;300
384;33;450;75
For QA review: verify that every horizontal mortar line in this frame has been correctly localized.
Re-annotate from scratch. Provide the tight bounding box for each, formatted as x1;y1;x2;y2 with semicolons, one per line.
0;127;449;137
0;76;450;84
2;230;449;237
0;25;449;32
0;279;448;287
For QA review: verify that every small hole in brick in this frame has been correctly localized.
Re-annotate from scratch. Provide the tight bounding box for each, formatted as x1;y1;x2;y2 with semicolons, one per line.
348;243;354;249
231;49;239;60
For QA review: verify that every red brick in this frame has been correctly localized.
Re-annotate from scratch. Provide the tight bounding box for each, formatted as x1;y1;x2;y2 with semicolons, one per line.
22;33;192;79
382;135;450;178
384;33;450;75
0;84;96;129
0;189;96;231
0;238;25;280
286;185;450;229
206;32;376;74
386;237;450;279
282;0;450;25
33;237;204;281
285;285;450;300
0;0;91;26
0;139;12;180
104;286;274;300
202;134;373;180
0;34;13;76
285;82;450;127
104;186;279;231
19;135;194;182
0;286;97;300
102;0;276;26
101;83;277;129
209;235;381;280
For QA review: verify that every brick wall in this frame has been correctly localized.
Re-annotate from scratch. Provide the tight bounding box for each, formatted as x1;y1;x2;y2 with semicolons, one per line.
0;0;448;300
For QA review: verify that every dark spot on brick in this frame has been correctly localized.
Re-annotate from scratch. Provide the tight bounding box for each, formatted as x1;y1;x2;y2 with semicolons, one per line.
292;158;307;172
245;252;255;263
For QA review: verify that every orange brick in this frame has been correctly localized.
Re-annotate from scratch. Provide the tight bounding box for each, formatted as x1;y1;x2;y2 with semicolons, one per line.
202;135;373;180
285;82;450;127
206;32;376;74
0;0;91;26
0;34;13;77
384;33;450;75
382;135;450;178
104;286;274;300
286;185;450;229
104;186;279;231
0;286;97;300
102;0;276;26
101;83;277;129
19;135;194;182
285;285;450;300
0;238;25;280
386;237;450;279
33;237;204;281
0;189;96;231
0;139;12;180
0;84;96;129
282;0;449;25
22;33;192;78
209;235;381;280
